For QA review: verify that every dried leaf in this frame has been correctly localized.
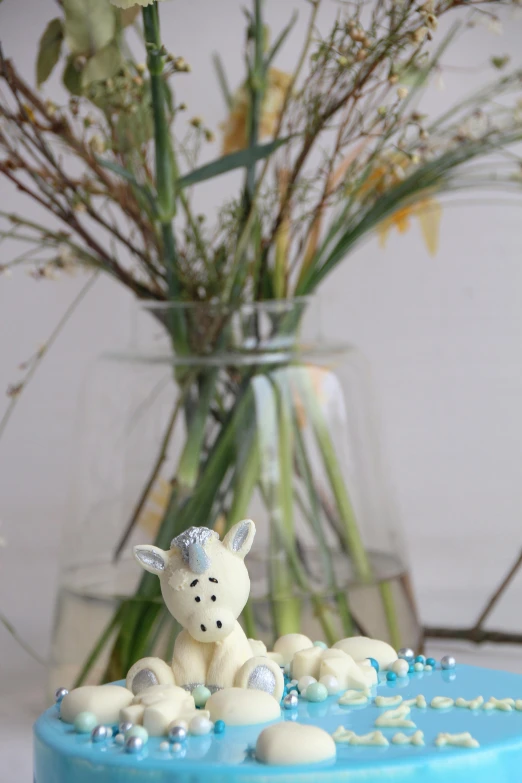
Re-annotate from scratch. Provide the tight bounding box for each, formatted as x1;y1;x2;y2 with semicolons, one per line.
63;0;116;56
36;18;64;87
416;199;442;256
120;7;141;27
81;43;122;87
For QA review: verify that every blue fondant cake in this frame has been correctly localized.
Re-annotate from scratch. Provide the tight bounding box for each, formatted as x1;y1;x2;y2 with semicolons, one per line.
34;663;522;782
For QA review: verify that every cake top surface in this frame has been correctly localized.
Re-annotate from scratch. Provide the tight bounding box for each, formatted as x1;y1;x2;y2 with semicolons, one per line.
35;663;522;783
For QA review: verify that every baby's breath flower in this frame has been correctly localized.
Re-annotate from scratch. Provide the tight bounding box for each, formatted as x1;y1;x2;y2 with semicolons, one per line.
425;14;438;30
411;26;428;44
89;134;105;154
190;116;203;129
397;86;409;100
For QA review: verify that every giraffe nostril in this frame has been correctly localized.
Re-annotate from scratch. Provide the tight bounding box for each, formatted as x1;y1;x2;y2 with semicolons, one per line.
211;595;216;602
195;596;201;603
201;624;206;632
217;621;222;629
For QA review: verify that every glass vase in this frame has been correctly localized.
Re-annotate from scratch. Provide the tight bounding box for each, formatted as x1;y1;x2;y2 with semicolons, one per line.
49;297;421;693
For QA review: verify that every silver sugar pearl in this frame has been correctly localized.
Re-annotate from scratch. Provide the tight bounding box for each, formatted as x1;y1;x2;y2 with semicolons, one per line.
441;655;456;670
119;721;133;735
125;736;143;754
91;725;109;743
168;725;187;744
55;687;69;704
398;647;415;663
283;692;299;710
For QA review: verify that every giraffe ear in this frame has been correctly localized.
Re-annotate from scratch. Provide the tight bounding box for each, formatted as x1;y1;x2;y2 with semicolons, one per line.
134;545;169;575
223;519;256;559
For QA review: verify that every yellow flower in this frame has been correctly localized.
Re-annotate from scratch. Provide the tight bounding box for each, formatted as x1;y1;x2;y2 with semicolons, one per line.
137;476;172;537
110;0;166;8
360;152;441;256
221;68;292;155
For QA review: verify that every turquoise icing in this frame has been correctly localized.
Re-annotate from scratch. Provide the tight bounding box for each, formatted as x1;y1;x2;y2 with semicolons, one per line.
34;664;522;783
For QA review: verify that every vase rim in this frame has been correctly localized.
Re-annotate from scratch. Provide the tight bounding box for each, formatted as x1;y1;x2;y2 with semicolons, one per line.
139;296;313;313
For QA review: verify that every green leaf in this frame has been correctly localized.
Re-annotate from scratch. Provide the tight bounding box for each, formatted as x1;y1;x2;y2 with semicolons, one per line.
62;57;83;96
265;11;298;69
63;0;116;56
81;43;122;87
212;53;233;110
176;136;292;190
36;18;64;87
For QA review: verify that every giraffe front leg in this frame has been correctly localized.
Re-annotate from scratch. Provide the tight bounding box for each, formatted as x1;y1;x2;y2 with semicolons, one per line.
235;656;285;702
125;657;176;695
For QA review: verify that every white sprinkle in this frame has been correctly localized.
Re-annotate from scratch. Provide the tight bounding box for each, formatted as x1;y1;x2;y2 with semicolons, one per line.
375;695;403;707
430;696;454;710
392;730;424;746
435;732;479;749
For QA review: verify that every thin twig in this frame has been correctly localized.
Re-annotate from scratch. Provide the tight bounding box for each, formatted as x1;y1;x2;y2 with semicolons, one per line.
473;548;522;631
423;626;522;646
0;611;46;665
0;273;99;441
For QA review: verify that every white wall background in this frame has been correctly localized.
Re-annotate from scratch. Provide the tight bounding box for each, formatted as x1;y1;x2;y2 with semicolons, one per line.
1;0;522;714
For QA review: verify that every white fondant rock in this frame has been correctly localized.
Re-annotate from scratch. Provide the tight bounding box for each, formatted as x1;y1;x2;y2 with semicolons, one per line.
332;636;397;670
60;685;134;725
129;684;197;736
249;638;268;657
290;646;324;680
272;633;313;665
256;722;336;765
132;684;192;708
266;651;284;666
120;703;145;725
319;650;376;691
206;687;281;726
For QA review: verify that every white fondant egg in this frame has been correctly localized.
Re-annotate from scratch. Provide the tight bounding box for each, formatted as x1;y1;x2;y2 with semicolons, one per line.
332;637;397;671
256;721;336;765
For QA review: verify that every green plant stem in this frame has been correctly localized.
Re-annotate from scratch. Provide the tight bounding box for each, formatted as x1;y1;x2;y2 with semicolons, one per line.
74;608;121;687
379;580;402;651
142;3;185;349
241;600;258;640
113;391;184;561
245;0;265;206
299;371;372;581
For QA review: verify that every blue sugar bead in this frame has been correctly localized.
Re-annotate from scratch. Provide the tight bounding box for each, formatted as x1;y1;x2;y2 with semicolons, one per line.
367;657;379;672
214;720;225;734
409;664;415;673
386;671;397;682
426;657;436;668
415;655;426;664
313;641;328;649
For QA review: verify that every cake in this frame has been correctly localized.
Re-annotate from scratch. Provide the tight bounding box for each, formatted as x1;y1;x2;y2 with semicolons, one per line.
34;520;522;781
